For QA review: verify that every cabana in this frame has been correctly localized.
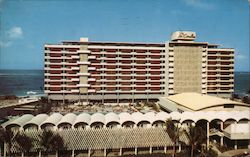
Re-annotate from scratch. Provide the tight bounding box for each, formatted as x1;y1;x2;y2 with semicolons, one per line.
40;113;63;130
57;113;77;129
90;113;105;129
119;112;135;128
23;114;48;130
73;113;91;129
3;114;34;131
153;112;170;127
132;112;151;128
105;112;120;128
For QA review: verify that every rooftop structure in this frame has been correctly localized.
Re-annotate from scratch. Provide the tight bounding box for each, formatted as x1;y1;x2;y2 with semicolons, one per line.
2;111;250;155
2;111;249;130
44;31;234;103
158;92;249;112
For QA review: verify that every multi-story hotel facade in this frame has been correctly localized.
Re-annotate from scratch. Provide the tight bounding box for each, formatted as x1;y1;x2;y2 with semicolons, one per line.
44;31;234;102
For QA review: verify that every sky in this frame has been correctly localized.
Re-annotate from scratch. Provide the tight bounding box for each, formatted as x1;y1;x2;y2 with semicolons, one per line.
0;0;249;71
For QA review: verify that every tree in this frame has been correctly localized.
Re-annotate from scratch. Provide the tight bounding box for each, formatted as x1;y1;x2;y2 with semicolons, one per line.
165;119;182;157
38;130;66;157
185;125;207;157
0;128;14;157
14;131;33;157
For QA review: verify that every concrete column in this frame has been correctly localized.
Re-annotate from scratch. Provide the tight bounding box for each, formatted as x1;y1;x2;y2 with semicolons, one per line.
104;148;106;157
220;122;224;146
117;94;120;105
234;140;237;150
164;146;167;154
119;148;122;156
78;93;80;103
207;122;210;149
87;94;89;105
220;137;224;146
88;149;91;157
102;93;104;104
132;94;134;104
178;143;181;152
4;142;6;157
220;122;224;130
149;146;152;154
63;93;65;105
38;150;41;157
135;147;138;155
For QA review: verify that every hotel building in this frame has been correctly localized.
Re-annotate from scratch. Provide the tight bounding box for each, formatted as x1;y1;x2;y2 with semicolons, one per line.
44;31;234;102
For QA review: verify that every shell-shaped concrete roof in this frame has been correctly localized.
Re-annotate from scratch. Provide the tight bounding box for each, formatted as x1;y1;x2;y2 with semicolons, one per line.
105;112;120;125
132;112;149;124
167;92;248;111
119;112;134;125
154;112;170;123
40;113;63;127
144;112;156;123
23;114;49;128
74;113;91;126
90;113;105;125
169;111;182;121
5;114;34;128
1;111;250;130
57;113;77;127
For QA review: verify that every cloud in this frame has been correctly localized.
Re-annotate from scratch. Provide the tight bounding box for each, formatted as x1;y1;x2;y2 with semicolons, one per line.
0;41;11;47
0;26;23;48
182;0;215;10
7;27;23;39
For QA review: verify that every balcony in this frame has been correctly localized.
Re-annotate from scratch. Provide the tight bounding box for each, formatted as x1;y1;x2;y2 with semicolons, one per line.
77;50;91;54
88;78;96;81
77;84;90;87
72;55;80;59
77;73;90;76
77;61;90;65
88;56;96;59
71;78;80;81
71;89;80;93
71;67;80;70
88;67;96;71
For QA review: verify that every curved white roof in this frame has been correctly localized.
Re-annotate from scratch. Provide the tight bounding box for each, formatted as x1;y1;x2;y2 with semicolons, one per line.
2;111;249;130
153;112;170;123
105;112;120;125
180;112;196;123
40;113;63;127
5;114;34;128
167;92;248;111
144;112;156;123
132;112;150;124
119;112;134;125
74;113;91;126
57;113;77;127
90;113;105;125
169;111;181;121
23;114;49;128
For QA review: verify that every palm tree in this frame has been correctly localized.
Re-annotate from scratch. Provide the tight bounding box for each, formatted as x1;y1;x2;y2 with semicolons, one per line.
0;128;5;157
0;128;15;157
38;130;66;157
165;119;182;157
185;125;207;157
14;131;33;157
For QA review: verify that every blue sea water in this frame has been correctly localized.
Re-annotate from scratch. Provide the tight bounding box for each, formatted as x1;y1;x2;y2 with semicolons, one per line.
0;70;249;96
0;70;44;96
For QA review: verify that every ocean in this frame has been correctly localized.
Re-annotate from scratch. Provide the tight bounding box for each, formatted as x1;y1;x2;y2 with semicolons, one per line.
0;70;249;96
